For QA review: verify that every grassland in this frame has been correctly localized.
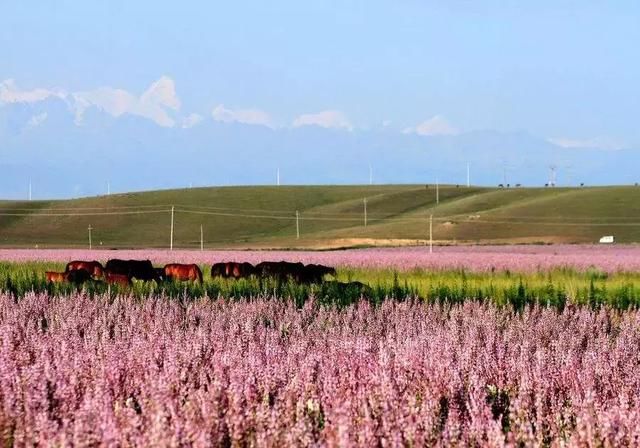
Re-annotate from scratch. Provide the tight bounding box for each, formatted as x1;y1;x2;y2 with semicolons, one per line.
1;184;639;248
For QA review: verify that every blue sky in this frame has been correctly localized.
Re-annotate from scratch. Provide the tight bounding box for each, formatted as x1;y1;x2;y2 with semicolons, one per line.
2;0;639;148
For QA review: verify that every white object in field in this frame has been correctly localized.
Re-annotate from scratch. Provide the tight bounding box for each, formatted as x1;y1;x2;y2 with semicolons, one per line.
599;235;614;244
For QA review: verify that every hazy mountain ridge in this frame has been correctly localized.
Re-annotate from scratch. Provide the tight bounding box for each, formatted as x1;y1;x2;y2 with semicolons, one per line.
0;97;636;199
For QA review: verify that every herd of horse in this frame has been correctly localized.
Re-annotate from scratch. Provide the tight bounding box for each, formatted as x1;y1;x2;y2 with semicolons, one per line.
45;259;338;287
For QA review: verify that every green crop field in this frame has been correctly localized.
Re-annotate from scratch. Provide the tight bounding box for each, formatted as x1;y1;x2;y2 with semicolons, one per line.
1;184;639;248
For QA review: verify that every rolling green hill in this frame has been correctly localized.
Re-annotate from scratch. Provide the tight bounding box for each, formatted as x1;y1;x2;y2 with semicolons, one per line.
1;185;639;248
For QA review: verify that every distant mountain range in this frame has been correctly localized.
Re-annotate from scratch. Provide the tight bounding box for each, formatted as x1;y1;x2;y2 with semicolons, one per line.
1;96;637;199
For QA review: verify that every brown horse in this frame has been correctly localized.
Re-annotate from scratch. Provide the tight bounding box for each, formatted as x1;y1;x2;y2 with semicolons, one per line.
46;270;92;285
163;264;203;283
299;264;337;283
66;260;104;278
255;261;305;282
45;271;67;283
104;271;132;287
211;262;255;279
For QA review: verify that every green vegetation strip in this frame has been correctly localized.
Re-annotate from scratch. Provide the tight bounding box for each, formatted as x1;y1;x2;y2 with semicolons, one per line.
2;262;640;310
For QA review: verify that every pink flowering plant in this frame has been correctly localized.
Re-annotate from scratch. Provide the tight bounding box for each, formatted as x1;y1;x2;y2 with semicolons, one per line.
1;294;639;446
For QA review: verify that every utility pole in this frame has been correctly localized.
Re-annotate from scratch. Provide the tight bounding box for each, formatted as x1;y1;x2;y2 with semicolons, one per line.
549;166;557;187
200;224;203;251
28;180;32;201
107;182;110;196
88;225;93;250
364;198;368;226
295;210;300;239
170;206;175;251
429;214;433;254
467;163;470;187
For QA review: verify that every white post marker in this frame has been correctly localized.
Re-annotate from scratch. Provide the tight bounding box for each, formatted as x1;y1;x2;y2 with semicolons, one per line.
296;210;300;239
364;198;368;227
170;206;175;251
429;214;433;254
88;224;93;250
200;224;204;251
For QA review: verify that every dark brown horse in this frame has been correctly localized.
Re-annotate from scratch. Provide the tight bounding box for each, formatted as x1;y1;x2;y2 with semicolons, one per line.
211;262;255;279
300;264;337;283
65;260;104;278
105;259;159;281
255;261;305;282
164;264;203;283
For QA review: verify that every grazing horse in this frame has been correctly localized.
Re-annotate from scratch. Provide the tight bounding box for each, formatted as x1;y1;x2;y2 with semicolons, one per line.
300;264;337;283
163;264;203;283
45;271;67;283
210;263;226;277
66;260;104;278
211;262;255;279
255;261;305;282
66;269;92;285
105;259;159;281
104;271;132;287
46;270;92;285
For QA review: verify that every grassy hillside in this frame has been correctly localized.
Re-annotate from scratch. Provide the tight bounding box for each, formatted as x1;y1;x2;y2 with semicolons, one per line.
0;185;638;248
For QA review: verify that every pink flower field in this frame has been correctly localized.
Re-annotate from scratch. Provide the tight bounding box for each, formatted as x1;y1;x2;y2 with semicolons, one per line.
0;294;639;446
2;246;639;445
1;244;640;272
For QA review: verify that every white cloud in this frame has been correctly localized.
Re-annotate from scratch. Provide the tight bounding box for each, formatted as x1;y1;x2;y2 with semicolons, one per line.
182;113;204;129
404;115;458;136
292;110;352;131
25;112;48;129
212;104;273;128
0;79;65;104
548;137;625;151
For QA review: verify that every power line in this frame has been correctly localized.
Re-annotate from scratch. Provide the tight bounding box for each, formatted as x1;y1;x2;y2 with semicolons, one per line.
0;204;174;211
0;210;169;217
3;204;640;227
463;219;640;227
